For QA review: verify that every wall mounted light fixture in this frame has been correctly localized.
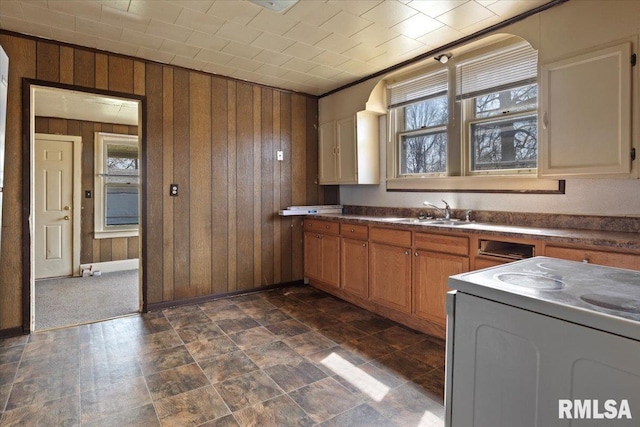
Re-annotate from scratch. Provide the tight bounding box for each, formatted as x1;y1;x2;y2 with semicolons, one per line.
435;54;452;64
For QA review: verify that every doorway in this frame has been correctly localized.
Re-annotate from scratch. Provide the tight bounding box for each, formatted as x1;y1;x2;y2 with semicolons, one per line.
27;83;145;331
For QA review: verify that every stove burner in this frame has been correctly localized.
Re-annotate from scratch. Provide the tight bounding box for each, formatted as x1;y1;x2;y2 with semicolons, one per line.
580;294;640;314
495;273;565;290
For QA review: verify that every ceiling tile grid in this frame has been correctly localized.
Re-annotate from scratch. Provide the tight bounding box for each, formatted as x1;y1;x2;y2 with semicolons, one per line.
0;0;549;95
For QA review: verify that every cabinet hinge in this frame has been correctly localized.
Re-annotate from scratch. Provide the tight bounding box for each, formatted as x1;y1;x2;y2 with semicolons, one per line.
632;53;637;66
631;148;636;161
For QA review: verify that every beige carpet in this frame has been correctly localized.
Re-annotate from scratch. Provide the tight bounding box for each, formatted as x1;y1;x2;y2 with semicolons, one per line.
35;269;139;331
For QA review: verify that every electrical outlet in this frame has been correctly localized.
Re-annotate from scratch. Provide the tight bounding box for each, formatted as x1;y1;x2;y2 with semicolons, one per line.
277;150;284;161
169;184;179;196
84;190;92;198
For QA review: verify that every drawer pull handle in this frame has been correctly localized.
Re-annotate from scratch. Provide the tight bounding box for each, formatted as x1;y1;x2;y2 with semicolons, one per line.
582;258;589;263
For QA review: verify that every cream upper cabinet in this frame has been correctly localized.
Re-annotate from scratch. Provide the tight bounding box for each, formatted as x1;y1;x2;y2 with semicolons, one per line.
539;42;635;177
318;111;380;185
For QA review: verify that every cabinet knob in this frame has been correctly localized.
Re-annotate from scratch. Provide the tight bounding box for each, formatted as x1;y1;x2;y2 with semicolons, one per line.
404;250;409;255
316;234;321;239
325;225;330;229
414;252;418;257
350;228;355;232
362;243;367;247
582;258;589;263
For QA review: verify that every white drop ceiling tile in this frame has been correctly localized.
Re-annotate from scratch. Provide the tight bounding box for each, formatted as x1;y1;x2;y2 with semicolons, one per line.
326;0;383;16
186;31;229;50
175;8;224;34
281;69;314;84
487;0;547;18
282;42;325;61
253;49;292;66
247;9;298;35
460;14;501;34
281;57;316;73
306;64;342;79
361;1;418;28
233;69;266;84
221;40;262;60
417;24;464;47
408;0;469;18
178;0;214;14
342;42;387;62
20;2;76;29
203;62;238;77
284;1;341;27
392;13;444;39
146;19;192;42
311;50;350;67
45;1;102;21
284;21;332;46
216;20;262;45
206;0;261;25
121;28;164;50
227;56;262;72
160;39;201;58
77;17;123;40
0;1;23;18
437;1;495;30
251;32;296;53
336;58;376;75
51;26;97;48
96;37;140;57
377;34;425;55
136;46;176;64
128;0;183;24
99;0;131;12
171;55;207;70
259;75;294;90
195;48;233;65
350;23;400;47
0;15;52;39
313;33;360;54
476;0;499;7
320;10;373;38
255;63;289;78
100;5;151;33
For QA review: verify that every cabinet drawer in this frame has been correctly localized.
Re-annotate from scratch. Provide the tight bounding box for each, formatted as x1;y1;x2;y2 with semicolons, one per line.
545;246;640;271
415;232;469;256
304;219;339;235
340;223;368;240
370;227;412;247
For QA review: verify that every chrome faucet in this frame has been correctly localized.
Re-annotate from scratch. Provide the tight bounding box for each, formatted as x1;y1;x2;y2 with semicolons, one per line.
424;200;451;220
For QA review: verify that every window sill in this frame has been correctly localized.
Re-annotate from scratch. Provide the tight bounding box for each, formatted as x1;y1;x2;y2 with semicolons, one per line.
94;229;139;239
386;175;564;193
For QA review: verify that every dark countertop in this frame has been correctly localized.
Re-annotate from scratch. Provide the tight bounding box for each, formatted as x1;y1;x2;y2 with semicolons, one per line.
309;213;640;251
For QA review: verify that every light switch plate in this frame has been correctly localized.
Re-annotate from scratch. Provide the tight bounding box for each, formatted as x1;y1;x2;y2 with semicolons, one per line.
277;150;283;161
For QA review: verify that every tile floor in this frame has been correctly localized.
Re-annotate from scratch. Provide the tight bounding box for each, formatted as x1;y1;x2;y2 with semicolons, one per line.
0;285;446;426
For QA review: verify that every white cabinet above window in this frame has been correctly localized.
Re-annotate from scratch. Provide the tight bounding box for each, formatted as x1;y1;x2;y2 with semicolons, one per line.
318;111;380;185
539;41;635;178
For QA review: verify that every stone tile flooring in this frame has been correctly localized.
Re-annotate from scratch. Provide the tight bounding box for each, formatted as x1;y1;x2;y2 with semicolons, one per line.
0;285;446;426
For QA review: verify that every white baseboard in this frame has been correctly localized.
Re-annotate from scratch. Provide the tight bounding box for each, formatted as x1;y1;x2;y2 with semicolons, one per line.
80;259;139;275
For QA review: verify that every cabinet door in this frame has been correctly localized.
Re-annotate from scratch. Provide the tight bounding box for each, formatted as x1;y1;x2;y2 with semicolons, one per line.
370;243;412;313
545;245;640;271
319;121;337;184
341;238;369;299
539;42;632;177
413;250;468;325
304;231;322;281
336;116;357;183
320;234;341;288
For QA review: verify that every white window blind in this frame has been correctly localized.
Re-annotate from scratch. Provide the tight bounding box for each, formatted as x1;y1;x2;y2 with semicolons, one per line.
388;69;448;108
456;43;537;99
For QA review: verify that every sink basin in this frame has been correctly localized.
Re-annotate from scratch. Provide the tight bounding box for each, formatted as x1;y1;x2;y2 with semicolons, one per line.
427;219;467;226
377;217;415;222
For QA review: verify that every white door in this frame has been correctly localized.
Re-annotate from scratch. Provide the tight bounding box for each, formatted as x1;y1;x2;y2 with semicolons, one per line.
35;137;74;279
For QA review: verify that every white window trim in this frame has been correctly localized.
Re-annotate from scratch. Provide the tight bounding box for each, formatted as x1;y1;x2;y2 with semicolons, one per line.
385;38;561;193
94;132;139;239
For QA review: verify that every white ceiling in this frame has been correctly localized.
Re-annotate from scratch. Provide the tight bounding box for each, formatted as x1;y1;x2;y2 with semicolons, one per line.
1;0;550;96
34;86;139;125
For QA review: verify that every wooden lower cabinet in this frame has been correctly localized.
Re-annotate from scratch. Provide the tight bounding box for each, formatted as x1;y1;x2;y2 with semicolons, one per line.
369;242;412;313
341;237;369;299
303;231;340;288
413;250;469;325
544;245;640;271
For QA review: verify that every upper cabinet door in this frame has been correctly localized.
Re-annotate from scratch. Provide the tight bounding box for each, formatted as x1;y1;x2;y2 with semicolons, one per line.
337;116;358;184
539;42;633;177
318;121;337;185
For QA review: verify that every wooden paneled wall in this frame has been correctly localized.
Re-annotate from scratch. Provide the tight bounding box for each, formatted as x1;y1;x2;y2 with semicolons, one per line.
34;116;139;265
0;32;337;331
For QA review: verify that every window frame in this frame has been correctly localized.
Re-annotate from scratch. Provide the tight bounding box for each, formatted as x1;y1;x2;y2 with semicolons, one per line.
94;132;140;239
386;38;562;193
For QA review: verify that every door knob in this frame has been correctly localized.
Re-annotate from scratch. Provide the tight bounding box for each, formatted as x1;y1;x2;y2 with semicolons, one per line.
64;215;71;220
